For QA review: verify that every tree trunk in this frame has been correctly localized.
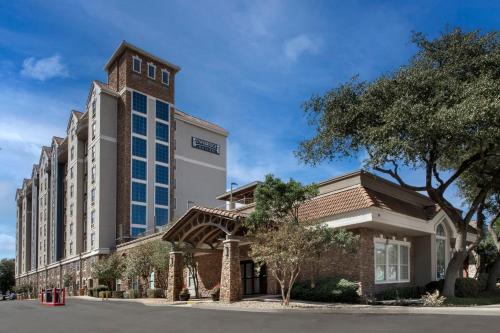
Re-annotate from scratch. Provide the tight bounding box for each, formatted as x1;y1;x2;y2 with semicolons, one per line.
487;255;500;291
442;250;467;297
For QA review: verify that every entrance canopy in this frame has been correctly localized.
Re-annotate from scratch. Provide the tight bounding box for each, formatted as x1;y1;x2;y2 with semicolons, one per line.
162;206;245;249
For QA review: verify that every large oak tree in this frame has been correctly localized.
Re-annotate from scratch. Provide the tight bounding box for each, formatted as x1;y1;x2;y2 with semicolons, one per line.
296;28;499;297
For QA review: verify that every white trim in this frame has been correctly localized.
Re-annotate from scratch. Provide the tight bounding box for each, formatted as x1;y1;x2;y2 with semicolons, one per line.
175;154;226;172
101;135;117;143
132;55;142;73
126;87;172;105
147;62;156;79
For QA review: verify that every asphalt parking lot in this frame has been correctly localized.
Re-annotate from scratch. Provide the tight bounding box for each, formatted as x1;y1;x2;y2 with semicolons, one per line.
1;298;500;333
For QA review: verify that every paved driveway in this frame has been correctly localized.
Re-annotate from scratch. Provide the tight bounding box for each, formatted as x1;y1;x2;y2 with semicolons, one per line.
1;299;499;333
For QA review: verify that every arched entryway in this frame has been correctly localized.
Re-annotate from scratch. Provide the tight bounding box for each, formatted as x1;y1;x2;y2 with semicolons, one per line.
162;206;246;302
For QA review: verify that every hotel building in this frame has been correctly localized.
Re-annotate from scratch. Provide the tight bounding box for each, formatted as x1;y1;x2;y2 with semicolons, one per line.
15;41;228;289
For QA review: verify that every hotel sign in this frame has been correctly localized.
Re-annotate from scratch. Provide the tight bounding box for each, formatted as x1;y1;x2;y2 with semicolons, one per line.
192;137;220;155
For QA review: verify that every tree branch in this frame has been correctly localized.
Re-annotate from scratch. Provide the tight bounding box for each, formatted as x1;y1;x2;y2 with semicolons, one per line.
488;212;500;251
467;201;486;252
373;165;427;192
437;150;486;194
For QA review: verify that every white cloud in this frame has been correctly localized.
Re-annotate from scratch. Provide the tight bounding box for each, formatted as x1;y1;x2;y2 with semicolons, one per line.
284;34;320;62
0;233;15;254
21;54;69;81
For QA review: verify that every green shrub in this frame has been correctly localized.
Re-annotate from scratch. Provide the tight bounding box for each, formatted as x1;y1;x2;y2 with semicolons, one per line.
126;289;139;299
95;285;109;293
291;278;359;303
146;288;164;298
455;278;480;298
382;286;423;300
98;291;111;298
425;280;444;294
112;291;124;299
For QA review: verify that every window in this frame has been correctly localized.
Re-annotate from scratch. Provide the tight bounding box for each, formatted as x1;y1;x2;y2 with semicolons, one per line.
91;146;96;161
92;121;96;140
156;143;168;163
132;204;146;225
374;239;410;284
70;223;73;236
132;227;145;237
156;100;169;121
132;137;147;158
91;233;95;249
132;91;147;113
116;279;122;292
161;69;170;85
132;159;147;180
155;186;168;206
92;100;96;117
91;188;96;204
91;166;96;183
155;207;168;226
156;165;168;184
132;114;147;136
91;210;95;228
70;241;73;255
70;166;74;179
148;63;156;79
132;182;146;202
70;184;74;198
70;203;74;217
156;122;168;142
149;271;155;289
71;146;75;160
132;56;141;73
436;224;447;280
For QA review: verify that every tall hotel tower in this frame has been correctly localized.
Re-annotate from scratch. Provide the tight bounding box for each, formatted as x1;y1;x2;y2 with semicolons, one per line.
15;42;228;288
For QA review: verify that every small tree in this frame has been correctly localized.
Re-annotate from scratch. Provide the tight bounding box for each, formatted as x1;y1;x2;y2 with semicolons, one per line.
63;273;75;288
124;243;154;296
246;175;359;306
0;258;15;293
91;253;125;291
149;240;171;291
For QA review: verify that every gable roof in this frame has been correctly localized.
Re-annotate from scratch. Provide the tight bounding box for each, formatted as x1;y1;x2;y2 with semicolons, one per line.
104;40;181;72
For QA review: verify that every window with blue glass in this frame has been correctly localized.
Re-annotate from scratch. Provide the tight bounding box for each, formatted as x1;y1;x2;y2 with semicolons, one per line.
132;114;147;135
155;186;168;206
132;227;146;237
132;137;147;158
132;91;147;113
155;208;169;226
132;159;146;180
132;182;146;202
156;101;169;121
131;204;146;225
156;143;168;163
156;122;169;142
156;165;168;184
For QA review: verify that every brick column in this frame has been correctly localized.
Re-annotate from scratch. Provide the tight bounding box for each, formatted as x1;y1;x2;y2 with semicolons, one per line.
220;238;241;303
166;251;183;302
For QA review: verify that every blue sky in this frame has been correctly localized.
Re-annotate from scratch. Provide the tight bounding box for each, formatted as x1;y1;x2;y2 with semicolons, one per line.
0;0;498;258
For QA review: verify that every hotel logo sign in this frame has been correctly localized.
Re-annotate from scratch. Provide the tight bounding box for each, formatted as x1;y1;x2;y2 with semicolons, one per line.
192;137;220;155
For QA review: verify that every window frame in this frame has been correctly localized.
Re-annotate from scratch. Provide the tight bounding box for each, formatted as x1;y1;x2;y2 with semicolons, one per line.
147;62;156;79
373;237;411;284
132;55;142;74
161;69;170;85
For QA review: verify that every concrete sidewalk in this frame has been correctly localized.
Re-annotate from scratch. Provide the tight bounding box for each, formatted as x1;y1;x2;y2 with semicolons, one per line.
69;296;500;316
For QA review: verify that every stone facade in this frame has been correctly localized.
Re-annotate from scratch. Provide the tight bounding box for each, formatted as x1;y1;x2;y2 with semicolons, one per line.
166;251;183;301
220;239;242;302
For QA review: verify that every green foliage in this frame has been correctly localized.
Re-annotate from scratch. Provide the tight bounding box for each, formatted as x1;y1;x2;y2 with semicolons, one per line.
291;278;360;303
91;253;125;290
146;288;164;298
111;291;124;298
63;273;74;288
425;279;445;294
455;278;481;298
245;174;319;231
0;259;15;293
382;286;423;300
125;289;140;299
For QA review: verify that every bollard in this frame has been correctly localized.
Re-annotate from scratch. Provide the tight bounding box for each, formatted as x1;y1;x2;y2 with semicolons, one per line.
53;288;56;306
62;288;65;305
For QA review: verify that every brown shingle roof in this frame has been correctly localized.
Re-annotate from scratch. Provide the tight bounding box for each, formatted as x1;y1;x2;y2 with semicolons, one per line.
299;186;438;222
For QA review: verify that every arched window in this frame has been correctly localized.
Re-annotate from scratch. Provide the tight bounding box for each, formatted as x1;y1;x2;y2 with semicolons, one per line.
436;223;447;280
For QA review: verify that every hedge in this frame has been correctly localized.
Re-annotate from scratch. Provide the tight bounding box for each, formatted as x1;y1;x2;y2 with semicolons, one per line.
291;278;359;303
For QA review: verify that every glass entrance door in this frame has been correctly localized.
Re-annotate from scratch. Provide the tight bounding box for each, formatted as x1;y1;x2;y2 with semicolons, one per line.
240;260;267;295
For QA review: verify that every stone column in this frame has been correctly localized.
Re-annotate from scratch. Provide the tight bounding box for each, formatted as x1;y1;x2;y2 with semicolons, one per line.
220;238;241;303
166;251;183;302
